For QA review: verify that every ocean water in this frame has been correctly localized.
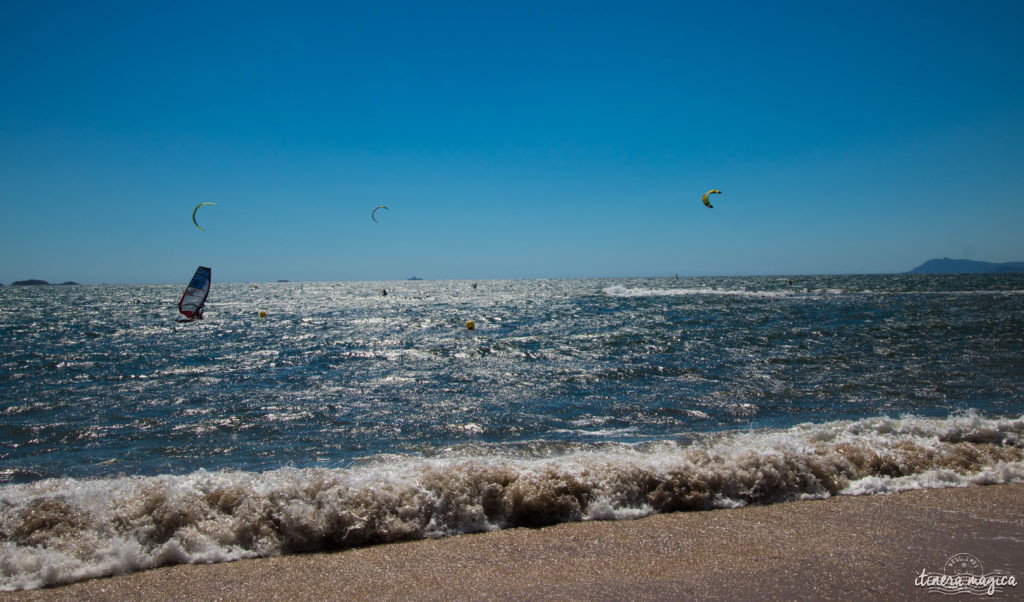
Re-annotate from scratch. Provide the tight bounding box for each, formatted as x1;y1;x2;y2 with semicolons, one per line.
2;274;1023;590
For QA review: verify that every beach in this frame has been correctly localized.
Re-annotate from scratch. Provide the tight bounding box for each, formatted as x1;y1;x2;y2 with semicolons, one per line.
8;483;1022;601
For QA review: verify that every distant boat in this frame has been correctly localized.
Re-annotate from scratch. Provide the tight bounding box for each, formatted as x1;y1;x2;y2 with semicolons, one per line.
407;276;423;280
177;266;211;322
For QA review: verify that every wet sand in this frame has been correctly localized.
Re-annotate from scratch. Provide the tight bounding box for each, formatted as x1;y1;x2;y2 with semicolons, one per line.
9;484;1023;601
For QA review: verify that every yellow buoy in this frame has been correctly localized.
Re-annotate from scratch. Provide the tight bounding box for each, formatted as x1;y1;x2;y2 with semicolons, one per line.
259;310;267;319
254;285;259;289
466;321;475;330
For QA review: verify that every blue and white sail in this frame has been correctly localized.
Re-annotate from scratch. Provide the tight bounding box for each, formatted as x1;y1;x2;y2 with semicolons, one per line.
178;266;211;320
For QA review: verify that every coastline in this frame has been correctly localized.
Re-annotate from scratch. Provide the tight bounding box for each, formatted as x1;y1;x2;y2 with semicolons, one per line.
8;483;1022;601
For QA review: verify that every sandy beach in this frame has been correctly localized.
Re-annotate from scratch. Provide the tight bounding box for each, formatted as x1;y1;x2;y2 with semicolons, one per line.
7;483;1022;601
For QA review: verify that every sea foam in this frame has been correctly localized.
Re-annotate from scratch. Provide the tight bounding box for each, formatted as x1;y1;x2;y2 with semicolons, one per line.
1;411;1021;591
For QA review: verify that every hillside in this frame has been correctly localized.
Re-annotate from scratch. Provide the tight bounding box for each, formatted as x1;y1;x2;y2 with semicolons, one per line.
907;258;1024;274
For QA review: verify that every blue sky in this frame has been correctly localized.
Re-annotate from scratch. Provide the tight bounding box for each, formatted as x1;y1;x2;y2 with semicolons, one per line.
1;1;1022;284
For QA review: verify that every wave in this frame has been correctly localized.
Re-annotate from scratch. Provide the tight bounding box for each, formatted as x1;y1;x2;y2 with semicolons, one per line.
602;285;798;298
601;285;1024;298
1;411;1022;591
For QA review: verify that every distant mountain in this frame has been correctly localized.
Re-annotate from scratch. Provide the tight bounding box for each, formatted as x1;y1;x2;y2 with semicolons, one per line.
11;279;50;286
908;258;1024;274
9;279;80;286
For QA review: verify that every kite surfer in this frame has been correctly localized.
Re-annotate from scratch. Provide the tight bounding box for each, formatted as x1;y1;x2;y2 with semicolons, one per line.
382;289;388;296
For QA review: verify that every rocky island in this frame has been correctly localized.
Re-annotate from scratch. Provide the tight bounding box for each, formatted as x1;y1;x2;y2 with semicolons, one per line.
10;279;80;286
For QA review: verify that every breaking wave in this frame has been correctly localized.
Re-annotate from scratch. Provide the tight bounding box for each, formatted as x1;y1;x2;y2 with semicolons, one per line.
600;285;1024;298
2;411;1022;591
602;285;798;298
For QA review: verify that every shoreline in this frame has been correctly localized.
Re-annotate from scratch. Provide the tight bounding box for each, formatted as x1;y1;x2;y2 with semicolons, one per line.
8;483;1022;600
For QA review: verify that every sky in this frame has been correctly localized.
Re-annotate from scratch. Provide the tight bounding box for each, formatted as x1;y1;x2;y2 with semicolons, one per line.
1;0;1022;284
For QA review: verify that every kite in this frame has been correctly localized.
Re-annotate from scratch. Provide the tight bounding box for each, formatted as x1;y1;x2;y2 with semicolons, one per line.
702;190;721;209
371;205;389;222
192;202;216;230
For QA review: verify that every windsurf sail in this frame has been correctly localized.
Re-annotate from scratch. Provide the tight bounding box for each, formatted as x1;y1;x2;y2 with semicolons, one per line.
178;266;211;320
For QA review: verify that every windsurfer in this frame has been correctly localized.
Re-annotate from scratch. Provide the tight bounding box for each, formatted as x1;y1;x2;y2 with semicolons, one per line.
178;266;212;322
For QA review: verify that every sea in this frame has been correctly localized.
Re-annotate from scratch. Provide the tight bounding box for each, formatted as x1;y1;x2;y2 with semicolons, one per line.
2;274;1023;590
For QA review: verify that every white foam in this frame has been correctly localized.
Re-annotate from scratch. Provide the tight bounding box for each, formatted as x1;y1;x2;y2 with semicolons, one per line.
841;461;1024;495
602;285;795;298
1;410;1022;591
602;286;1024;299
553;427;639;437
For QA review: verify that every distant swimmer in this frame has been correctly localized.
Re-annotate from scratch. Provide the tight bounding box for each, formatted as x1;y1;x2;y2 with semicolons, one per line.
472;282;478;289
382;289;388;296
